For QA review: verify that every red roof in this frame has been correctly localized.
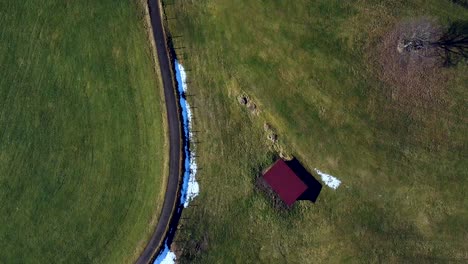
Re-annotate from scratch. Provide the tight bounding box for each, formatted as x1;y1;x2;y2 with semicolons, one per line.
263;159;308;206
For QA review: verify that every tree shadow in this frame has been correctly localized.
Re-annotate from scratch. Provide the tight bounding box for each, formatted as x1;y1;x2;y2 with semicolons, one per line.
437;20;468;67
451;0;468;9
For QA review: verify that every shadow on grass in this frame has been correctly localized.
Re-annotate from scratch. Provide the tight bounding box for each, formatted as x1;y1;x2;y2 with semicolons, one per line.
255;157;323;212
285;158;323;203
451;0;468;8
438;20;468;67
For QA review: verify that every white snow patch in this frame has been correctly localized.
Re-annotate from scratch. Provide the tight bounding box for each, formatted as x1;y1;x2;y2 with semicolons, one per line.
184;101;199;208
174;60;199;207
177;61;188;93
153;244;176;264
315;168;341;189
184;147;199;208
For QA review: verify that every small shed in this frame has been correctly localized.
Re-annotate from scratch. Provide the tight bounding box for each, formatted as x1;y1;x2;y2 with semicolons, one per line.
263;158;322;206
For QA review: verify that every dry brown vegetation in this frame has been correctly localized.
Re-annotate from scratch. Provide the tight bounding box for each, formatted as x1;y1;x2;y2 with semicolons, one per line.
378;18;449;113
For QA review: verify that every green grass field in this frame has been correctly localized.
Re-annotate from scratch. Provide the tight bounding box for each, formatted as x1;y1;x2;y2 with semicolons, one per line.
0;1;166;263
164;0;468;262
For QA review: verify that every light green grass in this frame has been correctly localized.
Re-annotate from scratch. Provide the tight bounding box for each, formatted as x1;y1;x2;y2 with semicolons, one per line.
0;1;166;263
165;0;468;263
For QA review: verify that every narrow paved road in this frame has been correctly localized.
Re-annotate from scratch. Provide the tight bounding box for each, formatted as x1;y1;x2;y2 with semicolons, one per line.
136;0;182;263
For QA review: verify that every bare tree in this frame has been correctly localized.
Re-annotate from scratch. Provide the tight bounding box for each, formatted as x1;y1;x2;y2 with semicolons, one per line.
395;19;468;67
378;18;467;112
378;18;445;111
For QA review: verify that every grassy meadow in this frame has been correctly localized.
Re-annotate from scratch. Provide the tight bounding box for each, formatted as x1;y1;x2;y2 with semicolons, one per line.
164;0;468;263
0;0;166;263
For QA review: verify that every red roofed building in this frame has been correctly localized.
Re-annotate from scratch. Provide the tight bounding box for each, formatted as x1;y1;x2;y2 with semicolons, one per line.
262;158;322;206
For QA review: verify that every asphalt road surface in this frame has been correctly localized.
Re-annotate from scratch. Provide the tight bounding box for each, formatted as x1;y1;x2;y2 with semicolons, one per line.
135;0;182;263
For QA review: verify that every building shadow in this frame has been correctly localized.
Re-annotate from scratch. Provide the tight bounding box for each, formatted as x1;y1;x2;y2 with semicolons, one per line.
285;158;322;203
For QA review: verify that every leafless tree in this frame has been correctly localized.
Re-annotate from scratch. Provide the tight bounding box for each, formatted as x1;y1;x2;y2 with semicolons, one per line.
378;18;467;111
395;19;468;67
379;18;444;109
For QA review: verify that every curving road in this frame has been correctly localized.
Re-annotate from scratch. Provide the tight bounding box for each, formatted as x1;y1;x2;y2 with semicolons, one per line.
136;0;182;263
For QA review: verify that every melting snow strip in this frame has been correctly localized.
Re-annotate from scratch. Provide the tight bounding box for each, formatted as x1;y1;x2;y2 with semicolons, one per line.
174;59;199;208
153;60;200;263
153;240;176;264
315;168;341;189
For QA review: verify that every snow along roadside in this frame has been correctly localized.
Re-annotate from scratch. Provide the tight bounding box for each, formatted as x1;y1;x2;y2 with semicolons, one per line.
153;60;199;264
175;60;199;208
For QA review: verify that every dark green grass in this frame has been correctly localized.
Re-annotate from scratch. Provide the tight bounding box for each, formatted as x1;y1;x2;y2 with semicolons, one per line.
0;1;166;263
165;0;467;263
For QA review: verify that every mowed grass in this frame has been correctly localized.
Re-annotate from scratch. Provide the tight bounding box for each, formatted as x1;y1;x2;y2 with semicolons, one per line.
0;1;166;263
164;0;468;263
